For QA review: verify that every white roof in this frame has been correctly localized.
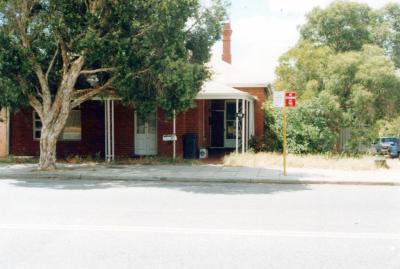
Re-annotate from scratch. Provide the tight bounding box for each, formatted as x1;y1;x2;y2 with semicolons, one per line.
207;56;269;88
195;56;268;100
196;81;254;100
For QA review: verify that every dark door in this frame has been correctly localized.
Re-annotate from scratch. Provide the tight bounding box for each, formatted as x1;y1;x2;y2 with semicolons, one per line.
211;111;224;147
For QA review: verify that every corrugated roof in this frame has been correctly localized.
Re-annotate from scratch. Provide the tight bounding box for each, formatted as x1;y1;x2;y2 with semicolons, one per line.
207;56;269;88
196;81;255;100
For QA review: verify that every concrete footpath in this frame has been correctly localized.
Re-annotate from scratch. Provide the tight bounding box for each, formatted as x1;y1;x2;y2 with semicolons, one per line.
0;163;399;186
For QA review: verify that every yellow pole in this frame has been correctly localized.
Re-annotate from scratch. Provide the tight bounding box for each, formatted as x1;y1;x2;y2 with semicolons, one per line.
282;106;287;176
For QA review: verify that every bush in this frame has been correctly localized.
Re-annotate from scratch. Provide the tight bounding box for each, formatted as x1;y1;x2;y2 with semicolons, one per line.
260;92;342;154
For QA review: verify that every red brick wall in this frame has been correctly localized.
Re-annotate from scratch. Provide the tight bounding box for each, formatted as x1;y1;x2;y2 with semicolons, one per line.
236;87;266;139
114;103;135;157
10;101;137;158
157;100;206;157
157;109;186;157
10;91;265;158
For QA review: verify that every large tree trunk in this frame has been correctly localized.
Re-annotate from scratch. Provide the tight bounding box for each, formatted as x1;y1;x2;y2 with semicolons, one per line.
37;105;72;171
39;130;58;171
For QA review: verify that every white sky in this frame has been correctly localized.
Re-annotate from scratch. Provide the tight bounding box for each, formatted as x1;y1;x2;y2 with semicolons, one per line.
211;0;397;83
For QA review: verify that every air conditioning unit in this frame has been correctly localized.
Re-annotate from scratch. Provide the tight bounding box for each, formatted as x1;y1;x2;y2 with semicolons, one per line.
199;148;208;159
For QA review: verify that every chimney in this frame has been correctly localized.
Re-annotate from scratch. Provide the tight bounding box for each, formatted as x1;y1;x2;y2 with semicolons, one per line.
222;22;232;64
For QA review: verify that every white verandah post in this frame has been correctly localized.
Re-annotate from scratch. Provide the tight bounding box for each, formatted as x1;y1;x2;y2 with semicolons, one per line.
105;99;115;162
173;110;176;160
250;100;255;137
111;100;115;161
246;100;250;151
104;100;108;161
242;98;245;154
235;98;239;154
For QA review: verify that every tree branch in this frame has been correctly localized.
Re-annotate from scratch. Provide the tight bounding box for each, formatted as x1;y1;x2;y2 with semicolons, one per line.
34;65;52;111
80;67;115;75
28;94;44;119
71;77;116;108
46;47;59;80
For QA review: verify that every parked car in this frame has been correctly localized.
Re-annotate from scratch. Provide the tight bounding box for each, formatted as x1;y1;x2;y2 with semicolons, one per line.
375;137;400;158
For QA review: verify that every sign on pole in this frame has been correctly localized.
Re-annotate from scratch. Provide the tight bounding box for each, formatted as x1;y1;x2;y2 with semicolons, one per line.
273;91;285;108
285;92;296;107
163;134;177;142
282;91;297;176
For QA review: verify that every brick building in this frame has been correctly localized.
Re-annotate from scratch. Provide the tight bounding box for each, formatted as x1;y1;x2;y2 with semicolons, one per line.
5;23;268;159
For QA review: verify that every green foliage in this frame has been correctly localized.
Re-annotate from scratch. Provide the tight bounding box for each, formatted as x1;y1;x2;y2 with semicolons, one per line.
300;1;400;68
324;45;399;126
0;0;228;117
282;93;340;154
275;42;333;98
274;1;400;154
378;117;400;137
259;92;342;154
374;3;400;68
300;1;373;52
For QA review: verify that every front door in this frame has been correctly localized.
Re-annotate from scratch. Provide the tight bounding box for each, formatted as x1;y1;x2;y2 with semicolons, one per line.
211;111;224;147
135;112;157;155
224;100;241;148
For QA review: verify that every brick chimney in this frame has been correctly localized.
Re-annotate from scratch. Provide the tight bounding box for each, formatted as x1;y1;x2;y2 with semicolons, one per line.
222;22;232;64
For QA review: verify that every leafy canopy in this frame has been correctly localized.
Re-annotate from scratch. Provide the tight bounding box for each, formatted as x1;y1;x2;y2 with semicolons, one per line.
272;1;400;153
0;0;228;117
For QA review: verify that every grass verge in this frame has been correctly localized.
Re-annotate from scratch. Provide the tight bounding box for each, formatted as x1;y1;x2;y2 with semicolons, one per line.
223;152;400;171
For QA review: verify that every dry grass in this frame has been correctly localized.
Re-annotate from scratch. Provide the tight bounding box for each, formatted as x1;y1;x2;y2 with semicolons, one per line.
0;156;38;164
62;155;200;166
223;152;400;171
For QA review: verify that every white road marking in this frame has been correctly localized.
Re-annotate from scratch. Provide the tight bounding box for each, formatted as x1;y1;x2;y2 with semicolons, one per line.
0;224;399;240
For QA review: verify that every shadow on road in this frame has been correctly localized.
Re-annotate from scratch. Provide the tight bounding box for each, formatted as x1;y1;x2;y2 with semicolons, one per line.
8;179;311;195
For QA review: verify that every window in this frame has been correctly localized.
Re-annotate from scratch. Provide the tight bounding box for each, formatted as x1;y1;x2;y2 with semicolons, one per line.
33;110;82;141
225;101;242;140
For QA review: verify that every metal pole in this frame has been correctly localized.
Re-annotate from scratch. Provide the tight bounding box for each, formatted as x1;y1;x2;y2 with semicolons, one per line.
235;99;239;154
283;107;287;176
242;99;245;154
246;100;249;151
104;100;108;161
111;100;115;161
107;100;111;162
173;110;176;160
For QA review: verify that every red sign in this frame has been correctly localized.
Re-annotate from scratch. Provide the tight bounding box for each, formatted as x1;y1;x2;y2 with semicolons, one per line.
285;91;296;107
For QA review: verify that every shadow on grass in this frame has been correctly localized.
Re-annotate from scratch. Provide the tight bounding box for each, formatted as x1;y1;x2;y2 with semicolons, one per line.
8;179;311;195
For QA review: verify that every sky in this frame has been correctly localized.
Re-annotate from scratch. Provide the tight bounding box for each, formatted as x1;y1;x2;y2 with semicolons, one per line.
211;0;396;83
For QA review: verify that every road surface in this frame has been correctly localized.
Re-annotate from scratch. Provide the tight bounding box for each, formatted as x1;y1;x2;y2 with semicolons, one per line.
0;179;399;268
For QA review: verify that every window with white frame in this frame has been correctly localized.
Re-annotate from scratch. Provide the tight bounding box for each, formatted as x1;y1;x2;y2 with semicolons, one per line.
33;110;82;141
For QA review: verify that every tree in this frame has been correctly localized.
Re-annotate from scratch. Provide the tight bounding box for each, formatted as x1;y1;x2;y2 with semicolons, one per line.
324;45;399;126
374;3;400;68
300;0;373;52
300;1;400;68
275;41;333;99
269;91;342;154
274;1;400;153
378;116;400;137
0;0;227;170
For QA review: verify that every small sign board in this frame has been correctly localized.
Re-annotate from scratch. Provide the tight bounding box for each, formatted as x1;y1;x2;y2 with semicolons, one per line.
162;134;177;141
273;91;285;108
285;91;297;107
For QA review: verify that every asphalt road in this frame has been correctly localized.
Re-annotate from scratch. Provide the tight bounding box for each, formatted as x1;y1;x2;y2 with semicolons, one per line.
0;179;399;269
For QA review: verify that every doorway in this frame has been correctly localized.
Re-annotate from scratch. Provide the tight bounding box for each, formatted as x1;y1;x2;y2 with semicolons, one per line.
134;111;157;155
